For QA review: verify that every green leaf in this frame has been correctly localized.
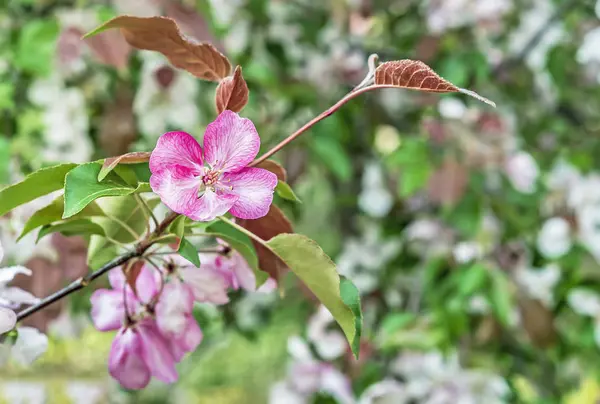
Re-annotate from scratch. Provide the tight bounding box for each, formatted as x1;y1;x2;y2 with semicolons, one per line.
178;237;200;267
458;263;488;297
167;215;186;249
0;164;77;217
0;137;11;185
489;270;513;326
98;152;151;182
64;163;149;218
37;219;105;242
206;221;267;286
339;277;362;358
312;137;352;181
380;312;416;335
266;234;362;357
276;181;301;203
87;196;159;269
15;20;60;76
19;196;104;241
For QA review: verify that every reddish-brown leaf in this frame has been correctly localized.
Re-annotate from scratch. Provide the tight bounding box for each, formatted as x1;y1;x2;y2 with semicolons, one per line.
85;16;231;81
374;60;495;107
238;205;293;282
125;260;145;296
427;159;468;206
99;88;136;156
85;29;132;70
256;159;287;182
99;152;151;181
164;0;224;51
215;66;249;114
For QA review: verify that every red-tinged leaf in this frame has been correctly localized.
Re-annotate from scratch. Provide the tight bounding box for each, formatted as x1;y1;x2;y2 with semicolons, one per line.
374;60;495;107
427;159;468;206
99;152;151;181
164;1;224;51
238;205;293;282
125;260;145;296
215;66;249;114
85;29;132;70
83;16;231;81
99;88;136;156
256;160;287;182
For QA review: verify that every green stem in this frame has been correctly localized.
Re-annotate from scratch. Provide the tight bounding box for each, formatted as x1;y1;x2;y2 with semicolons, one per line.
106;213;141;241
218;216;266;246
135;194;159;229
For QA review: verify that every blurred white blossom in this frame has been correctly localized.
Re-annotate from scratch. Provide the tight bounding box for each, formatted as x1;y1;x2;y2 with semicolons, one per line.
134;52;200;140
504;151;539;194
28;77;92;164
337;224;401;294
425;0;512;34
358;161;394;218
536;217;572;259
568;288;600;347
515;264;561;308
453;241;483;264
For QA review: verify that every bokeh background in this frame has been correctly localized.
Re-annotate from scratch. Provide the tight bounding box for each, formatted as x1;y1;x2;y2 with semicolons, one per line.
1;0;600;402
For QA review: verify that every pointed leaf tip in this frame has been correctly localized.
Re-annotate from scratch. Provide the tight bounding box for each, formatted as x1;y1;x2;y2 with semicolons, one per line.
373;59;496;107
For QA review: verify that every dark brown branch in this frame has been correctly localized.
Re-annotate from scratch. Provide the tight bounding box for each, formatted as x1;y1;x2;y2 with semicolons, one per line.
16;211;181;322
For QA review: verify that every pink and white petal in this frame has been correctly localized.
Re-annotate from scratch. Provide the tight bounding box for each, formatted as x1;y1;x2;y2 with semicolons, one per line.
231;252;256;291
149;165;203;218
1;287;39;306
225;168;278;219
168;316;203;361
180;266;230;304
135;265;162;304
190;189;238;222
149;131;203;174
203;110;260;172
90;289;125;331
0;306;16;334
137;320;178;383
0;266;32;286
155;282;194;337
109;327;151;390
108;267;127;290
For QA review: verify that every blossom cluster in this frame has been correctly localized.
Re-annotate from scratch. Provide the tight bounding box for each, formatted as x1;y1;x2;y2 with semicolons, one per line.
91;245;271;389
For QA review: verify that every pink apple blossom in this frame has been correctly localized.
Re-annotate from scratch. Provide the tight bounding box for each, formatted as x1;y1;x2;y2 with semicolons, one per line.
91;264;204;389
108;319;178;389
149;110;278;221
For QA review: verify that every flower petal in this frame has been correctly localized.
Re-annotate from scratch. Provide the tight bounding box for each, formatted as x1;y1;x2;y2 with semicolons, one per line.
180;265;230;304
12;326;48;365
155;281;194;338
225;168;278;219
203;110;260;172
108;267;126;290
150;166;237;221
0;307;16;334
135;265;161;304
193;189;238;221
1;287;39;306
168;316;203;362
149;131;203;174
137;320;178;384
0;266;32;286
109;327;151;390
90;289;126;331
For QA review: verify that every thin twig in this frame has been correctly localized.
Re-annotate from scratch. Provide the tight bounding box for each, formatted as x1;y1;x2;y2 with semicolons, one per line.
16;250;138;321
16;211;181;322
135;194;159;229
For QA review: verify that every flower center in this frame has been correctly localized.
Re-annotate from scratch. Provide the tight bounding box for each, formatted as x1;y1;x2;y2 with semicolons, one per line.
202;169;220;186
198;168;233;197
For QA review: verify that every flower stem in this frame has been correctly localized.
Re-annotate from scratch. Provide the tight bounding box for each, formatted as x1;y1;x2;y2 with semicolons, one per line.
15;211;181;323
218;216;266;246
249;58;382;167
